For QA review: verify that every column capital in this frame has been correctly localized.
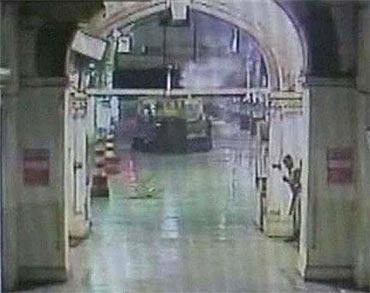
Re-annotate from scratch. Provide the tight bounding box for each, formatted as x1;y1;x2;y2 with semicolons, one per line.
304;76;355;88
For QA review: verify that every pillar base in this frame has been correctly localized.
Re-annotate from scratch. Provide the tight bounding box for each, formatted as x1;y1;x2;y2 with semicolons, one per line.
301;265;353;281
18;266;67;287
264;214;293;238
69;215;91;240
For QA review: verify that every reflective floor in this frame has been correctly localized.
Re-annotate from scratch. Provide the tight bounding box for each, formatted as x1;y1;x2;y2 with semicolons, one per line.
25;123;357;293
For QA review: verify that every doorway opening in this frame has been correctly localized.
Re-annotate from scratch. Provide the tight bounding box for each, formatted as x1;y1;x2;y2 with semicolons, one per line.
62;1;310;291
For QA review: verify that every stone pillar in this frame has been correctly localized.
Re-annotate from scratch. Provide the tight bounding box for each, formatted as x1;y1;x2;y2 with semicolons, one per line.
111;95;120;123
66;91;91;241
96;99;112;137
353;92;369;289
264;91;307;238
353;4;370;288
1;3;21;291
299;77;356;281
86;94;96;143
16;78;68;284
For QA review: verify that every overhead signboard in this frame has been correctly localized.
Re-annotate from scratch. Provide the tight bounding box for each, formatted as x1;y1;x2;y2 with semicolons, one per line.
71;30;107;61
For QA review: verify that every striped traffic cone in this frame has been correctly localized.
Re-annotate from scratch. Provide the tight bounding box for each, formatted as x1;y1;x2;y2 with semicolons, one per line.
91;139;109;197
106;133;115;143
104;139;120;175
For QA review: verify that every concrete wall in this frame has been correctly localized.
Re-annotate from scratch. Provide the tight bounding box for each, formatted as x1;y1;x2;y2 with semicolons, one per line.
353;3;370;289
265;100;307;238
1;4;71;289
298;5;370;287
93;0;306;90
96;99;112;134
87;96;96;143
300;79;357;281
1;3;22;290
65;92;91;240
16;79;68;284
354;92;369;289
0;0;368;291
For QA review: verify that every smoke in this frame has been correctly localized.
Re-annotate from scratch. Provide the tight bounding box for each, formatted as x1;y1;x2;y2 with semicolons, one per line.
179;57;245;89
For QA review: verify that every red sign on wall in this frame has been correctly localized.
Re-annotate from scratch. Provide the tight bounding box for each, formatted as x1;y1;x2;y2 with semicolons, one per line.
23;149;50;186
327;147;354;185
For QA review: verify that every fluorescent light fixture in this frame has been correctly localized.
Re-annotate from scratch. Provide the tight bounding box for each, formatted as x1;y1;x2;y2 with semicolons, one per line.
117;36;132;54
71;30;107;61
230;28;240;54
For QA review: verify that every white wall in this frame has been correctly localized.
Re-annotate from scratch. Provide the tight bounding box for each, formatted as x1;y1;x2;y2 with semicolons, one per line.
95;0;306;90
17;79;68;284
299;4;370;288
65;92;91;240
1;3;22;290
87;96;96;142
353;3;370;289
1;4;94;289
265;103;307;237
265;109;293;236
300;79;356;280
354;93;369;288
96;99;112;135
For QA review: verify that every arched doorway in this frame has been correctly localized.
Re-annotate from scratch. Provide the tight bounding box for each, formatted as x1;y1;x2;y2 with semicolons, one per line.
63;1;312;291
2;0;368;291
67;0;308;91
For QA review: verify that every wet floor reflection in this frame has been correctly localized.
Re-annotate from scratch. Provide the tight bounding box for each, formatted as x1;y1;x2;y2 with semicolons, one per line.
25;122;350;293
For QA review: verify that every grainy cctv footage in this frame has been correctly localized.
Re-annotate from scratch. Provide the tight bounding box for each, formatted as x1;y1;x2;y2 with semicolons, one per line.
0;1;369;292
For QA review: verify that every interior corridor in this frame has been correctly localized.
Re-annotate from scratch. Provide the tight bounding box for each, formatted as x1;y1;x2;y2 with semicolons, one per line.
21;122;354;293
1;1;369;291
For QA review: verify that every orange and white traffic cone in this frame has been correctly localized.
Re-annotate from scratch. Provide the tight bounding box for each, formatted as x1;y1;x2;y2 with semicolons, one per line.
106;133;115;143
91;140;109;197
104;139;120;175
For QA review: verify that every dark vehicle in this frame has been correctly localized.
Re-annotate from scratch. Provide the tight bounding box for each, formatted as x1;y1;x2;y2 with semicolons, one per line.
132;96;212;153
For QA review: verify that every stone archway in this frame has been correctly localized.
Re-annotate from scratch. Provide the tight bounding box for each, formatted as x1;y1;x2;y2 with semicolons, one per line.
68;0;308;91
3;0;368;291
65;0;312;279
65;0;311;249
64;1;369;288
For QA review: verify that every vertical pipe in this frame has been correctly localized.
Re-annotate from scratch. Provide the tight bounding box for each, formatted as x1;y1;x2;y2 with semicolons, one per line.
166;65;172;96
107;30;120;90
231;27;240;54
256;55;262;88
162;14;167;67
192;9;197;62
162;10;168;97
246;66;251;90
